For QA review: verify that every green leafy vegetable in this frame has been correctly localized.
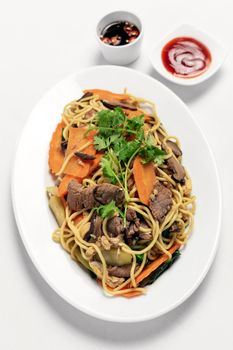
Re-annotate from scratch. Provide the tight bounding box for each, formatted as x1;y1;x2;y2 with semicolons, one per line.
93;135;109;151
96;200;123;219
139;145;166;164
126;115;144;132
101;156;119;185
118;139;141;163
139;250;181;287
94;134;120;151
136;254;144;263
96;107;126;137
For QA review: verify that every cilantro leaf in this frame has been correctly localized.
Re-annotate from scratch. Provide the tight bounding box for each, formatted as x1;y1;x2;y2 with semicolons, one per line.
96;108;126;137
94;134;120;151
94;135;108;151
139;145;166;164
96;200;120;219
126;115;144;132
118;139;141;163
138;135;166;164
136;253;144;262
113;137;127;154
100;154;124;185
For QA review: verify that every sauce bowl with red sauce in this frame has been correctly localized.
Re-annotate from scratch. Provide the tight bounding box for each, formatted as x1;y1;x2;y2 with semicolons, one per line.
149;24;227;86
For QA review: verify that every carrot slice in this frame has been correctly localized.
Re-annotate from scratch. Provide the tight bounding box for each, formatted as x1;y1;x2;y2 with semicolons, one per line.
119;290;144;298
48;121;65;174
64;127;96;178
135;243;181;285
123;108;144;118
58;175;81;197
133;155;157;205
84;89;130;102
73;214;83;225
122;108;153;123
89;153;103;175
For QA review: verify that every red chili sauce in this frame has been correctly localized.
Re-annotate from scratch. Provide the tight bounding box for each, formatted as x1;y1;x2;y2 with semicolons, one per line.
161;37;211;78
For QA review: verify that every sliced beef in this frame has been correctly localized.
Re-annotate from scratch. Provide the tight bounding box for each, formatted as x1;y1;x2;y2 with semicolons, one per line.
126;208;137;221
102;99;137;111
124;208;141;244
166;141;182;157
149;182;172;222
108;264;132;278
167;156;185;182
127;221;140;238
82;186;98;210
84;213;102;241
67;181;83;211
74;152;96;161
67;180;125;211
107;216;124;237
124;209;153;243
94;183;124;206
170;222;180;233
139;232;152;241
138;223;152;241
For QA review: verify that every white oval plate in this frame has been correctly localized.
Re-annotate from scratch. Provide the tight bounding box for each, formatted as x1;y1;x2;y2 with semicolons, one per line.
12;66;221;323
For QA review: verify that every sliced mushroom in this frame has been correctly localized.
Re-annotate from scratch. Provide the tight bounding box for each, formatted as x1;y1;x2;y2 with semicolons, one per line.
102;99;137;111
167;156;185;182
166;140;182;157
74;152;96;161
84;213;102;242
77;91;93;101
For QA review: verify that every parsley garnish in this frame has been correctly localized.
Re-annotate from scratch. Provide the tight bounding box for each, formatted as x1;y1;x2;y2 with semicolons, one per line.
136;253;144;262
96;200;123;219
126;115;144;132
94;134;120;151
118;139;141;163
96;107;125;137
139;145;166;164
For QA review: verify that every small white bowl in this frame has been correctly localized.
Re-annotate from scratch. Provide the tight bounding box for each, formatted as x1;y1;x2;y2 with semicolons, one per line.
149;24;228;86
96;10;143;65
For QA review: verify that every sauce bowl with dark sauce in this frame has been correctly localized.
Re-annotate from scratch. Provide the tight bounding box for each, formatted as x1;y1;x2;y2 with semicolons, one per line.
96;11;143;65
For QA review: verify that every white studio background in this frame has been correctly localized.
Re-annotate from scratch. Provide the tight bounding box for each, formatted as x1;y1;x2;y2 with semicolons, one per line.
0;0;233;349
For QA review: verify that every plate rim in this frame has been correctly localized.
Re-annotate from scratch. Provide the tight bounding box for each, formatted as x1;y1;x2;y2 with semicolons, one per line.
11;65;222;323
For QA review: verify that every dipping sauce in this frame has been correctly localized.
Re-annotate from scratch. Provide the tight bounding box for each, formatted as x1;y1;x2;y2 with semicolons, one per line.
100;21;140;46
161;37;211;78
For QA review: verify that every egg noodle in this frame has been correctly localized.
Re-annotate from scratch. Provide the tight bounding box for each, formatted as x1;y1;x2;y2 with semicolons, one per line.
49;90;196;297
